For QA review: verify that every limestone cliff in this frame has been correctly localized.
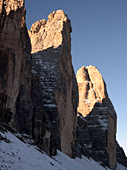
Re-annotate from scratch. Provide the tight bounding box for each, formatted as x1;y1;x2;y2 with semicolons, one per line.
76;66;117;169
1;1;126;168
0;0;53;156
0;0;32;134
29;10;78;157
0;1;78;158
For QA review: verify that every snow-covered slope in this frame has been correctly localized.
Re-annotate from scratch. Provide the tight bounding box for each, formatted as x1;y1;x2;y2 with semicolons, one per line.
0;126;126;170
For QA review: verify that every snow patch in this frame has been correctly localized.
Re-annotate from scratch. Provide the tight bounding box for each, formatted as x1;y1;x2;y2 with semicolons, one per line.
98;117;108;130
44;104;57;107
1;127;120;170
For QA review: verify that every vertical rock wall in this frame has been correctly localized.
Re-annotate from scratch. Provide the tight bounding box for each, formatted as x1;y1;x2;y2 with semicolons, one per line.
30;75;46;150
0;2;78;158
76;66;117;169
1;2;126;168
0;0;32;133
29;10;78;157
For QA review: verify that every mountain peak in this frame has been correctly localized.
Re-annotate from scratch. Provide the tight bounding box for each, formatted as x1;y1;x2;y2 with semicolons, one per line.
28;10;72;54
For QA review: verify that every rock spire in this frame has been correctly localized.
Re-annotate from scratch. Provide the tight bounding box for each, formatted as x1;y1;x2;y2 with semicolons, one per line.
29;10;78;157
0;1;126;169
76;65;117;169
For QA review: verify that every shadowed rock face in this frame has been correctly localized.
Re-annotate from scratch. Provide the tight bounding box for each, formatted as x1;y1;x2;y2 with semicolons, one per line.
0;0;32;134
116;141;127;168
76;66;117;170
29;10;78;157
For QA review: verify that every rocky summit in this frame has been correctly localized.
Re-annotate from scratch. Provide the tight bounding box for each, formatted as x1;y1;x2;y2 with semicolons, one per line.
29;10;72;54
0;1;127;170
76;65;116;118
29;10;78;157
76;66;117;169
76;65;127;169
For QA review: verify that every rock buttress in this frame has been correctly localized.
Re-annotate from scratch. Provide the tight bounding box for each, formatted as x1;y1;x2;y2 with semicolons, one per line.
0;0;33;134
29;10;78;157
76;66;117;170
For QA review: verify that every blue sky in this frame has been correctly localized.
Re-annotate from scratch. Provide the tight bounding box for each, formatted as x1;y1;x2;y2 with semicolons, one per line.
25;0;127;155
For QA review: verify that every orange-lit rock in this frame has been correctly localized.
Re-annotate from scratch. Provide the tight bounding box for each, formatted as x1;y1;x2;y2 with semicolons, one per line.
0;0;32;133
30;10;78;157
76;65;117;169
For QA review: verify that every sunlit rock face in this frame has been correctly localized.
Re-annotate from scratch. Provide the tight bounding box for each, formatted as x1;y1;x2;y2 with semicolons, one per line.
76;66;117;170
76;65;116;117
29;10;78;157
0;0;32;134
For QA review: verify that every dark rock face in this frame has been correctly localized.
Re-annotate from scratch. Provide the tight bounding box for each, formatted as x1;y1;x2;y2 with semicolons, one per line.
76;107;112;168
116;141;127;168
30;75;47;151
76;66;117;170
14;84;33;134
29;10;78;157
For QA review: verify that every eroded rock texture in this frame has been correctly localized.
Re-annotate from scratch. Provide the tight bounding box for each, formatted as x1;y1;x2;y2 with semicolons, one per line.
76;66;117;170
29;10;78;157
0;0;32;134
